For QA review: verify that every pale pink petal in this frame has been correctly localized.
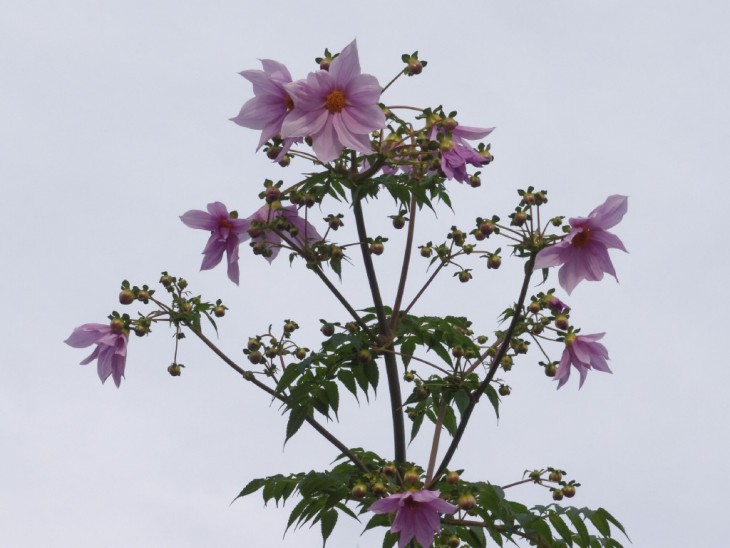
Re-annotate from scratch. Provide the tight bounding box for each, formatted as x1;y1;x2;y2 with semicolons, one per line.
589;195;628;230
65;324;108;348
591;229;628;252
311;118;343;163
180;210;216;230
330;40;360;87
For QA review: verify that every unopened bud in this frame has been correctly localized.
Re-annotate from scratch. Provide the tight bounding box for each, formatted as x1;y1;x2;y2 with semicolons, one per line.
487;255;501;269
351;483;368;499
110;318;125;334
403;469;421;484
247;351;263;364
167;363;181;376
265;187;281;203
119;290;135;305
214;305;226;318
458;493;477;510
554;315;569;330
445;471;460;485
321;323;335;337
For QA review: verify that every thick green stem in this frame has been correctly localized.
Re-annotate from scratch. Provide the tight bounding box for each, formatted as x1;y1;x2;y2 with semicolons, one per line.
427;256;536;486
390;193;417;333
351;190;407;463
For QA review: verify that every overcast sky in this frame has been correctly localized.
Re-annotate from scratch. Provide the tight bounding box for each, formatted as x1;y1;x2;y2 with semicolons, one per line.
1;1;728;546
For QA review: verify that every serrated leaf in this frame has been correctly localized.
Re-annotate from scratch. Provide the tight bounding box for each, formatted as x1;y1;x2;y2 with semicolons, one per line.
363;512;391;533
464;526;487;547
324;381;339;419
321;508;338;546
426;338;453;366
352;365;370;400
567;508;590;547
382;531;398;548
365;360;379;393
235;477;266;499
285;406;308;445
549;513;574;545
597;508;630;540
400;338;416;367
276;363;304;394
286;497;310;533
484;383;500;418
453;389;470;417
337;370;358;401
586;509;610;537
409;412;424;444
442;405;457;436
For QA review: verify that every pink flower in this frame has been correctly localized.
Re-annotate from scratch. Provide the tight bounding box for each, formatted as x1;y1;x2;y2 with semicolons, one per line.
241;203;322;262
430;124;494;183
556;333;612;389
231;59;299;158
65;322;128;387
535;195;628;294
369;489;457;548
282;40;386;163
180;202;248;285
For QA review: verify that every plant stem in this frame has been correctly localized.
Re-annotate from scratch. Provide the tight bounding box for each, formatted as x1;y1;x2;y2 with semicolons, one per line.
186;322;368;473
390;193;417;332
351;189;407;463
425;399;447;483
427;256;536;486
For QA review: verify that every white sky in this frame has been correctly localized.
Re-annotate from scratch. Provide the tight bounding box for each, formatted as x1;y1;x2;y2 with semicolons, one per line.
1;1;728;546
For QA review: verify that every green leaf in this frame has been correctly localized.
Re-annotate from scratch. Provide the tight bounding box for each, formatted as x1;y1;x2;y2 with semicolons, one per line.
484;383;500;418
321;508;338;546
409;412;424;443
464;526;487;547
365;360;379;393
442;405;457;437
400;338;416;368
235;477;265;499
285;406;308;444
548;513;574;545
352;364;370;400
337;370;358;401
363;513;391;532
276;363;304;394
597;508;630;541
426;338;453;366
382;531;398;548
567;508;590;547
285;497;309;533
324;381;340;419
453;389;470;417
586;509;610;537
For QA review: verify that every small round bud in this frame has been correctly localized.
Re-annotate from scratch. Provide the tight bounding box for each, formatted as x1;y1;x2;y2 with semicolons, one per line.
458;271;471;283
552;489;564;501
407;409;418;420
487;254;501;269
448;535;461;548
160;275;173;287
442;117;458;132
247;338;260;351
319;59;331;71
177;279;188;290
284;321;298;333
266;147;281;160
167;363;181;377
265;346;279;358
295;348;308;360
499;385;511;396
278;155;290;167
327;216;343;230
457;493;477;510
549;470;563;482
304;193;316;207
289;191;303;205
479;221;495;236
403;469;421;484
383;464;397;476
562;485;576;498
265;187;281;203
472;230;485;241
357;349;372;364
134;325;148;337
512;211;528;226
545;363;557;377
119;290;135;305
451;346;464;358
554;315;569;330
445;471;460;485
420;246;432;258
528;302;541;314
346;322;358;333
137;290;149;303
214;305;226;318
392;216;406;229
370;242;384;255
406;60;423;75
404;371;415;382
110;318;125;334
321;323;335;337
247;351;263;365
252;241;267;255
372;482;387;496
180;301;193;314
351;483;368;499
477;335;488;344
416;386;429;399
469;174;481;188
331;246;344;260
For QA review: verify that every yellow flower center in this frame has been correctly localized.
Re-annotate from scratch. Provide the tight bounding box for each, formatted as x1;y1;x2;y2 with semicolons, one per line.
564;333;577;347
572;227;591;247
324;89;346;113
219;218;233;229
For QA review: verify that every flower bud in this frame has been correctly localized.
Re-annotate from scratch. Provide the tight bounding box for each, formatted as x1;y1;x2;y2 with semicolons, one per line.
266;147;281;160
248;351;263;364
442;117;458;132
134;325;148;337
548;470;563;482
321;323;335;337
372;482;387;496
110;318;125;334
331;246;344;260
420;246;432;258
177;278;188;290
266;346;279;358
167;363;181;376
351;483;368;499
403;469;421;484
265;186;281;203
214;305;226;318
511;211;528;226
498;385;511;396
370;242;384;255
119;290;135;305
284;321;298;333
327;216;343;230
445;471;460;485
136;290;149;304
252;241;267;255
458;271;472;283
180;301;193;314
289;191;303;205
552;489;564;501
295;348;308;360
544;362;557;377
346;322;358;333
469;174;481;188
457;493;477;510
304;193;316;208
451;346;464;358
404;371;415;382
406;59;423;75
247;338;260;351
278;155;290;167
448;535;461;548
528;302;541;314
383;464;397;476
554;315;569;330
392;216;406;229
487;254;501;269
479;221;495;236
160;274;173;287
562;485;576;498
357;349;372;363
